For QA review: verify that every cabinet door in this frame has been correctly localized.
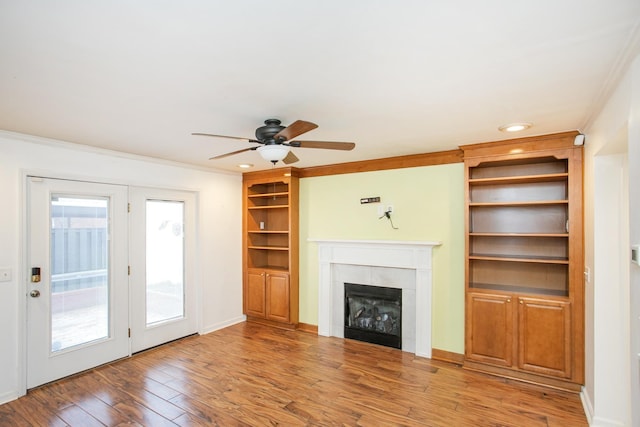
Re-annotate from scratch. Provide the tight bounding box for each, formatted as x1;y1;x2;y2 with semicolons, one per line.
245;270;266;318
518;297;571;378
466;292;514;367
266;272;290;323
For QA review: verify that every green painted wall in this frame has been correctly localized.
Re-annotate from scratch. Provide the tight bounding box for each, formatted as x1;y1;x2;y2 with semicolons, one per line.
298;163;465;354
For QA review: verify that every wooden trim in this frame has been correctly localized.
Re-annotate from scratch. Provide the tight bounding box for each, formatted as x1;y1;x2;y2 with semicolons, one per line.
568;146;585;384
460;131;580;159
245;316;298;331
242;166;301;182
289;175;300;325
241;132;581;179
298;149;463;178
431;348;465;365
296;322;318;334
463;360;582;393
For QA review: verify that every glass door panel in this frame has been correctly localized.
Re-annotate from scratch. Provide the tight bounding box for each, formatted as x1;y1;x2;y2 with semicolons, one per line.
50;196;110;351
145;200;185;325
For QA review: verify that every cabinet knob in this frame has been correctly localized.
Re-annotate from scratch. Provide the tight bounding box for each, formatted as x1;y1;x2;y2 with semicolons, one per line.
519;300;524;304
507;298;511;303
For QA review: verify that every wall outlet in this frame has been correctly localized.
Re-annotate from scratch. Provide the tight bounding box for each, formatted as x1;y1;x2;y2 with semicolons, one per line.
0;268;11;282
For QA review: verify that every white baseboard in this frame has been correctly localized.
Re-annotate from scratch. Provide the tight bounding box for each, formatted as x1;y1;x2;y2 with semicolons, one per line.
590;417;626;427
0;390;22;406
581;386;626;426
581;387;594;425
200;315;246;335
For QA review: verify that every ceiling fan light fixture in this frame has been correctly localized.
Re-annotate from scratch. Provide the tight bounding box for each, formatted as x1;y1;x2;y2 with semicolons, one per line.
257;144;290;163
196;118;356;165
499;122;532;132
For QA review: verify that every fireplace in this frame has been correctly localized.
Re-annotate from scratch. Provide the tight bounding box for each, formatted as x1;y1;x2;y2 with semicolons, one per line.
311;239;440;358
344;283;402;349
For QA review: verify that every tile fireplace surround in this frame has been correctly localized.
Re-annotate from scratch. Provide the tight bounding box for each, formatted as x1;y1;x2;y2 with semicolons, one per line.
310;239;440;358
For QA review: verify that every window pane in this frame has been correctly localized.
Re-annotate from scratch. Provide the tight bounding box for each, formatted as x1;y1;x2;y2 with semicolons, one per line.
146;200;185;325
50;196;109;352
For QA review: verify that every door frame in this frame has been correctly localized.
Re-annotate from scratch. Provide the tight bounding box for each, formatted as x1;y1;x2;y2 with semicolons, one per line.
18;170;202;397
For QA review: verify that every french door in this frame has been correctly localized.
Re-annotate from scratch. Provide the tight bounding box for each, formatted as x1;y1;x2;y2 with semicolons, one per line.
27;178;198;388
26;177;129;388
128;187;197;353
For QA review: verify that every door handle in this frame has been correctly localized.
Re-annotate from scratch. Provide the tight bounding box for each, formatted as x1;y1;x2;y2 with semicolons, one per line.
30;290;41;298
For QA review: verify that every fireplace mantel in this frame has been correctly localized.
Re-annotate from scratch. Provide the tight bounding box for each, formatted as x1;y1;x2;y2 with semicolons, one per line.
310;239;440;358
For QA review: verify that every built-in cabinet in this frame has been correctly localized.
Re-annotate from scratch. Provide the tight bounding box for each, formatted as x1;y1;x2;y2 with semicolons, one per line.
243;168;299;328
461;132;584;390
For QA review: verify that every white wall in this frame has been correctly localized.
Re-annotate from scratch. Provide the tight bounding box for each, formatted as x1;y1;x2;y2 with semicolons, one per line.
583;52;640;426
627;55;640;427
593;153;630;426
0;131;243;404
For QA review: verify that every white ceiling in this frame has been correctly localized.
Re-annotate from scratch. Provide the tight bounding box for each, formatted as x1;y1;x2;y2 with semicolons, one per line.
1;1;639;173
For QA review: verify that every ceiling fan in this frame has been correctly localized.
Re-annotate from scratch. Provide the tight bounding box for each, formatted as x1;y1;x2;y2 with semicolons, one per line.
193;119;356;164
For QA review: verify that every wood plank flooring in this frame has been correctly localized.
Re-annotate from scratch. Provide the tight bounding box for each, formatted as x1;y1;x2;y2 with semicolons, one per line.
1;322;588;426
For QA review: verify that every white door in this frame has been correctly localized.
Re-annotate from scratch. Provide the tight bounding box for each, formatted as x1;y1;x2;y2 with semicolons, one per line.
129;188;197;353
27;177;129;388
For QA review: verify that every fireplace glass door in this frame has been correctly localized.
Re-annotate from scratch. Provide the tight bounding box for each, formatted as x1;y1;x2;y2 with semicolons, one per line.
344;283;402;349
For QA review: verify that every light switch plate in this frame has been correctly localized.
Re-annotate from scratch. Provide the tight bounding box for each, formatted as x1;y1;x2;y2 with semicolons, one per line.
0;268;11;282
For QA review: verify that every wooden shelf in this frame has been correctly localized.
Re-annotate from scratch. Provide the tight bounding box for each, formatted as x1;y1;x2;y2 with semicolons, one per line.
469;232;568;237
248;245;289;251
469;200;568;207
469;282;568;297
469;254;568;264
248;205;289;210
248;191;289;199
249;265;289;272
248;230;289;234
468;173;568;186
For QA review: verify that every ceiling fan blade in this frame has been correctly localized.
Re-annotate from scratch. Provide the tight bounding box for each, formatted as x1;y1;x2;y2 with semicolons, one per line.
274;120;318;142
291;140;356;151
208;147;257;160
282;151;300;164
193;132;259;143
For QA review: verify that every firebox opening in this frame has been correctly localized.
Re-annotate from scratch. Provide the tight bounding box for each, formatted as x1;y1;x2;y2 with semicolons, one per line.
344;283;402;349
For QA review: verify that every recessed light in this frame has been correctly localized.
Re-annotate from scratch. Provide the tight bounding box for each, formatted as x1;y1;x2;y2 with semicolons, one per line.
238;163;254;169
499;122;532;132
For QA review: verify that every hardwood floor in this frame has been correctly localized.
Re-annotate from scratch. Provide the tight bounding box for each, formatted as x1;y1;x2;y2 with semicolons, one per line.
1;322;588;426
